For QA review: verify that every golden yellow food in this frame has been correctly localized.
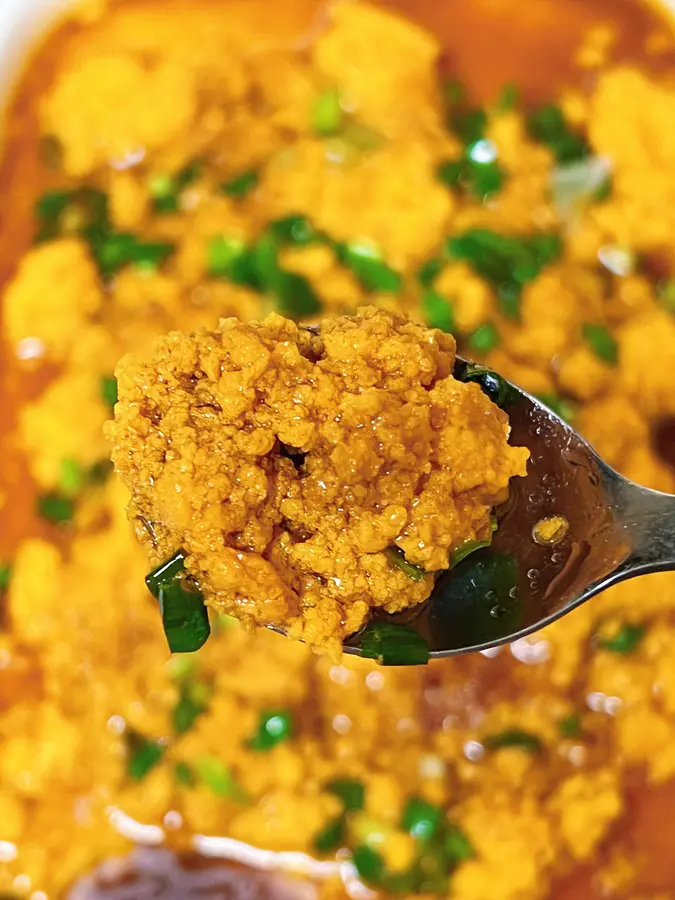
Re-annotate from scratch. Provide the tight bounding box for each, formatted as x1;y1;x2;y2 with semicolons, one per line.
3;0;675;897
109;308;527;654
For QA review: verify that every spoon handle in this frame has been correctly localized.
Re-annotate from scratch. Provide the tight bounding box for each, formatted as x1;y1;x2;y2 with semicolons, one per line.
606;466;675;577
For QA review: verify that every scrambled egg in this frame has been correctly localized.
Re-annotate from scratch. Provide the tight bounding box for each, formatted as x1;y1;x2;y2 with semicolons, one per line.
109;309;527;654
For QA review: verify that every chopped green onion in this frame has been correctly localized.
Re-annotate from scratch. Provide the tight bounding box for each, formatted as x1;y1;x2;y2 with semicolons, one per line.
467;322;500;354
582;323;618;365
352;845;385;884
150;160;201;214
360;622;430;667
173;681;209;735
325;778;365;812
273;271;321;318
37;493;75;525
268;214;318;246
450;539;492;568
194;755;244;798
385;546;427;582
100;375;118;409
496;83;519;112
313;87;344;136
0;563;11;592
401;797;441;841
35;186;109;245
221;169;259;200
526;104;589;164
89;459;113;484
437;159;466;190
444;824;475;862
125;729;165;781
146;551;210;653
658;279;675;313
146;550;188;599
158;581;211;654
535;393;577;423
451;108;487;146
59;458;85;497
313;816;346;854
442;79;465;106
456;362;517;408
175;761;195;787
252;233;281;290
417;258;444;289
249;709;293;751
35;190;70;222
446;229;562;318
558;713;582;739
336;241;402;293
483;729;542;753
422;290;454;332
95;233;175;277
207;235;255;284
469;159;505;201
597;622;645;654
594;175;612;202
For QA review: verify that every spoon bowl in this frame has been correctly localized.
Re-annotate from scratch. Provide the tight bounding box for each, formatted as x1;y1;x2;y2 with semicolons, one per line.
339;359;675;660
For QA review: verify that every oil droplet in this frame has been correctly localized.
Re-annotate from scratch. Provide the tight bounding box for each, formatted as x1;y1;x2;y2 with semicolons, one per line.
485;590;497;602
508;586;519;598
489;605;506;618
532;515;570;546
527;568;540;579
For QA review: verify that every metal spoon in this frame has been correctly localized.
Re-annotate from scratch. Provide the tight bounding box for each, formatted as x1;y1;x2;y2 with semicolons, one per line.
340;359;675;661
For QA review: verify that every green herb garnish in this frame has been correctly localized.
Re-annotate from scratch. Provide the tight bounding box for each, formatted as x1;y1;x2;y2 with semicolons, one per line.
249;709;293;751
59;458;85;497
207;236;258;287
95;233;175;277
558;713;582;739
336;241;402;293
456;362;517;408
352;845;386;884
125;729;165;781
325;778;365;812
273;271;322;317
268;214;318;246
221;169;259;200
385;546;427;582
401;797;442;841
146;550;211;654
360;622;430;667
150;160;201;213
0;563;11;592
467;322;500;353
437;159;466;190
37;493;75;525
100;375;118;410
483;729;542;753
444;824;475;861
450;539;492;568
451;108;487;146
597;623;645;654
313;87;344;136
313;816;346;854
417;257;444;288
496;83;519;112
582;323;618;365
158;581;211;654
173;681;209;735
526;104;590;164
422;290;454;332
194;755;245;798
175;761;195;787
35;186;108;245
446;229;562;318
